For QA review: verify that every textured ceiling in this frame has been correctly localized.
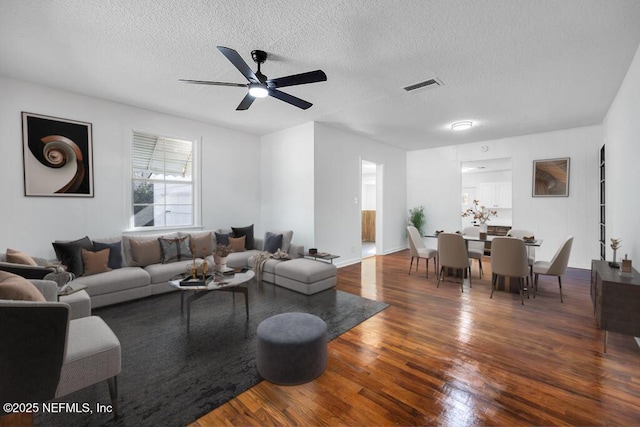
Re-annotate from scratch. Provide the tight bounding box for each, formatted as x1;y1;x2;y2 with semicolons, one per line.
2;0;640;150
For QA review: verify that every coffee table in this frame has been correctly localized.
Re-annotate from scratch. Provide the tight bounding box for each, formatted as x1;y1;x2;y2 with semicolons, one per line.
169;270;255;333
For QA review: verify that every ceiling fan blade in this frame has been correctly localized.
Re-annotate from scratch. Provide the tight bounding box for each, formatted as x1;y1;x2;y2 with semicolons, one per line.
236;92;256;111
268;89;313;110
179;79;246;88
268;70;327;89
217;46;259;83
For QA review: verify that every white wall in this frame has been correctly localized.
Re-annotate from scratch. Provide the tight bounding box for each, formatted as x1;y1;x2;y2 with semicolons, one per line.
314;123;407;266
602;43;640;263
0;77;261;259
260;122;315;248
407;126;602;268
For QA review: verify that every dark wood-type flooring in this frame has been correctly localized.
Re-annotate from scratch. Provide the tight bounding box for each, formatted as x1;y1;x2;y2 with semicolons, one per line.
188;249;640;426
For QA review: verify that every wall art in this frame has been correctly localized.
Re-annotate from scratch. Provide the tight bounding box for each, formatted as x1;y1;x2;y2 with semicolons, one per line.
22;112;94;197
532;157;569;197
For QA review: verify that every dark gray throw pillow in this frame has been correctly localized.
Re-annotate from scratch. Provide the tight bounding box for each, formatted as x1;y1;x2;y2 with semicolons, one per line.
263;232;283;254
52;236;93;277
215;232;230;246
93;241;123;269
231;224;254;250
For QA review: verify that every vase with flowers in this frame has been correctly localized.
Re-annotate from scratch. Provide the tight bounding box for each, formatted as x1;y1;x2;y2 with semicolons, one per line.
462;199;497;232
214;244;232;271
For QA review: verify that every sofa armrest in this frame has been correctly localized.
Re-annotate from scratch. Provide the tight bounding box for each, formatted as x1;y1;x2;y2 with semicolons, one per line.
0;262;56;280
29;279;59;302
289;244;304;259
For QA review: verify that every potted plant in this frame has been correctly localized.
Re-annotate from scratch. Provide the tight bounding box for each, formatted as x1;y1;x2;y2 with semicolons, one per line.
408;206;426;235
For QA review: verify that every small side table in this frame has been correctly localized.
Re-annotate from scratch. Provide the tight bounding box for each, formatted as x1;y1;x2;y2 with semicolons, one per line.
299;252;340;264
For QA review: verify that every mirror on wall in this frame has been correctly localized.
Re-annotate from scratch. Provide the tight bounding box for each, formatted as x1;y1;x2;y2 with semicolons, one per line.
461;158;513;230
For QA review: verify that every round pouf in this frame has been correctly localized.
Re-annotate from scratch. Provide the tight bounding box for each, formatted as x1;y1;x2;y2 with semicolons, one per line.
257;312;328;385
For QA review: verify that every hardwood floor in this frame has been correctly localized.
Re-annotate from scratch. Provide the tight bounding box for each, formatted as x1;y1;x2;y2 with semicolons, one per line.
192;250;640;426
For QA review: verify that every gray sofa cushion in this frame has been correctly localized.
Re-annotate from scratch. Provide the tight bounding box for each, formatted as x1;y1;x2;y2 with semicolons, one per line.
275;259;337;283
144;260;194;283
72;267;151;297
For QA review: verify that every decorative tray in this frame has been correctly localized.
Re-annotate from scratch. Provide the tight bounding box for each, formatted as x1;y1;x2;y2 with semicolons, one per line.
179;274;214;287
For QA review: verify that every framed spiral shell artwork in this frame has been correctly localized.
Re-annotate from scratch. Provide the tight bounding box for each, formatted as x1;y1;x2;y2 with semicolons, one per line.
22;112;94;197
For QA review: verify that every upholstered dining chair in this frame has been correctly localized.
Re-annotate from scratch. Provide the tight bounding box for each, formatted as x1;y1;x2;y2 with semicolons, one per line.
532;236;574;303
436;233;471;292
490;237;530;305
407;226;438;278
507;229;536;278
462;226;484;278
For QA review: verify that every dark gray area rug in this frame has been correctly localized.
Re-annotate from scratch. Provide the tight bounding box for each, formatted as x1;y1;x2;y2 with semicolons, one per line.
35;281;388;426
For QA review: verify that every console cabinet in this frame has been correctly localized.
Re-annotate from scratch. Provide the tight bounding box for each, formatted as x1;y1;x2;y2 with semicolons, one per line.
590;259;640;352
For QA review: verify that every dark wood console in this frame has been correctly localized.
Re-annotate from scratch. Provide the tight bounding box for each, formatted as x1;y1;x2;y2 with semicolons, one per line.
590;259;640;352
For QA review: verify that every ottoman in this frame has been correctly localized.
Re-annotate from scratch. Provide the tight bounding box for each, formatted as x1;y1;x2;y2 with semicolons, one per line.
257;312;327;385
274;258;337;295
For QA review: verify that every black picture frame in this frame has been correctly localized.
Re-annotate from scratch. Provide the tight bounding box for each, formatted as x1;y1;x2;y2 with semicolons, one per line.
532;158;569;197
22;112;94;197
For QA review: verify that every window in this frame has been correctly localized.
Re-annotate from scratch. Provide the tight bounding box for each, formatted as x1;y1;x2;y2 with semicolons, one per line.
131;131;197;228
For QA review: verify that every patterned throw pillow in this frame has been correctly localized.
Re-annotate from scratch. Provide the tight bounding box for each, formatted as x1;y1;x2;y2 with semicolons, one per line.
158;236;192;263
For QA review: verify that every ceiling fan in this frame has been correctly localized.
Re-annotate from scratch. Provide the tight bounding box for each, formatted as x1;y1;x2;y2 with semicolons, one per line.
180;46;327;111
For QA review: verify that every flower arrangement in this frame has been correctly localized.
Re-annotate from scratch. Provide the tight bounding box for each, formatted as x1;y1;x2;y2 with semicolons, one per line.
408;205;426;234
461;199;497;224
214;244;233;257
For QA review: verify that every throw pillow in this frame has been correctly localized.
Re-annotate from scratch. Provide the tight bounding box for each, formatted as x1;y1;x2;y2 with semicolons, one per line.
231;224;254;250
5;248;38;266
215;232;230;246
52;236;93;277
266;230;294;253
81;248;112;276
263;232;284;254
93;241;123;270
0;271;45;301
158;236;192;263
189;232;213;258
129;238;162;267
229;236;246;252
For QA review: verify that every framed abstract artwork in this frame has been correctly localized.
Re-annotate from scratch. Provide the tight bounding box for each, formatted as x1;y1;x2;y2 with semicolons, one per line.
22;112;94;197
532;158;569;197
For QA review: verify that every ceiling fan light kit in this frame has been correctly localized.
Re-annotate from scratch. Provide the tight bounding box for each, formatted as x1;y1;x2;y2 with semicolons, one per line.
180;46;327;111
451;121;473;131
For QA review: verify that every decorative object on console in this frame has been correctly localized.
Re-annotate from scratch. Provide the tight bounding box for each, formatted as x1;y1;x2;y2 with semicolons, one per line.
609;238;621;268
533;158;570;197
620;255;633;277
21;112;94;197
308;248;318;255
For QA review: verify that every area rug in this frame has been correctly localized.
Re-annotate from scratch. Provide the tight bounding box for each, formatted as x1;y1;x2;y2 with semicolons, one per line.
35;281;388;426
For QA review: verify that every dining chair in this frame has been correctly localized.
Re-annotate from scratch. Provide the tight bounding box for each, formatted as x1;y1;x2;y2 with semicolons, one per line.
507;229;536;278
436;233;471;292
532;236;573;303
490;237;530;305
407;226;438;278
462;226;484;278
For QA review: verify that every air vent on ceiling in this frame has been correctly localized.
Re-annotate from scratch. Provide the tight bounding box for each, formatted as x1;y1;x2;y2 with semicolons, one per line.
403;77;443;93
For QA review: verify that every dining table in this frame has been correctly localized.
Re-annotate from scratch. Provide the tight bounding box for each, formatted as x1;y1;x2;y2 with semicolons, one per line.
424;233;543;293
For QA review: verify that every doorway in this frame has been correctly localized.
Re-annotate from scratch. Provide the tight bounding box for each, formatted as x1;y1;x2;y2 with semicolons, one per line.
361;160;377;258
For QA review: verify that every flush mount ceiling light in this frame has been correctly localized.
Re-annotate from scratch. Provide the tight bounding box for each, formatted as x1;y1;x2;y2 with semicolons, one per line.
451;121;473;131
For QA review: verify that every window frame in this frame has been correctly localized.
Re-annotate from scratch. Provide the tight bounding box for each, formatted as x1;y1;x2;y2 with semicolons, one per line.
129;129;201;231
